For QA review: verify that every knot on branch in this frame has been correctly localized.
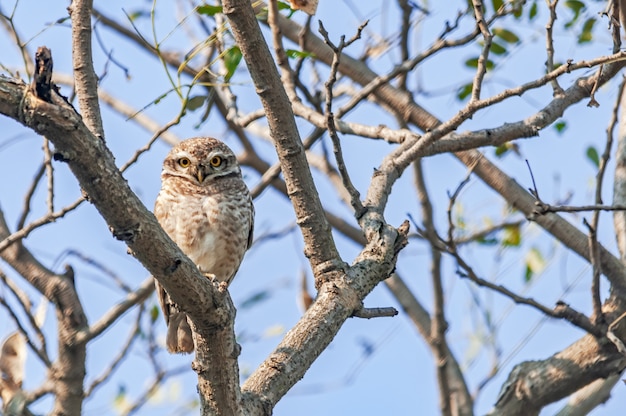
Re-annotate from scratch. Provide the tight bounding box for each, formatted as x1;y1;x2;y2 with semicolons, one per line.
110;223;141;243
52;152;72;163
165;259;182;275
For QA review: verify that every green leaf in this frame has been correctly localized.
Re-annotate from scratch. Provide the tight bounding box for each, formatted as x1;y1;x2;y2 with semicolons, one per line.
578;17;596;44
286;49;315;59
502;224;521;247
491;0;503;12
223;46;242;81
524;247;545;282
457;83;473;101
186;95;207;111
495;143;510;157
476;236;499;245
564;0;586;28
127;10;149;21
524;264;533;282
553;120;567;134
465;57;495;70
492;28;520;44
197;4;223;16
277;1;293;11
489;41;507;56
586;146;600;168
150;305;159;323
153;92;168;105
494;142;519;157
529;1;538;20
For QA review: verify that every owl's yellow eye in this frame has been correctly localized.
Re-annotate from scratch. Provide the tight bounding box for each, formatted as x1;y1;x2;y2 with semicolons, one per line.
209;155;223;167
178;157;191;168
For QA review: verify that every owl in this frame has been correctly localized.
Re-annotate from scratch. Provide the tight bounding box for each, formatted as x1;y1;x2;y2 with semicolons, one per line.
154;137;254;354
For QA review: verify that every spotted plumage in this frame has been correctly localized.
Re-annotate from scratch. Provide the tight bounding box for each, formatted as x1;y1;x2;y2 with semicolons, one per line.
154;137;254;353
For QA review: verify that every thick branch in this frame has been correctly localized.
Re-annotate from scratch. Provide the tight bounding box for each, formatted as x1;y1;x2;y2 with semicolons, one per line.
489;332;626;416
223;0;342;281
0;76;240;415
242;220;407;412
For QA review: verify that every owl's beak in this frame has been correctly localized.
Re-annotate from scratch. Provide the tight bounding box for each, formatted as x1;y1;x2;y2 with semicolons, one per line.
196;170;205;183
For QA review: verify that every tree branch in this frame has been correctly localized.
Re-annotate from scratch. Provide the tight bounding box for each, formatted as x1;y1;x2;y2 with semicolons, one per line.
68;0;104;139
0;74;239;416
223;0;343;285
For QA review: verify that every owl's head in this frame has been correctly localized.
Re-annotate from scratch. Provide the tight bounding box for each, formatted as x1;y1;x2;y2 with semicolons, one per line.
161;137;242;185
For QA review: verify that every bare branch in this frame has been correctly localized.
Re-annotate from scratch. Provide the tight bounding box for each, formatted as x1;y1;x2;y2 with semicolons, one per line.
545;1;564;96
415;159;453;416
469;0;492;102
318;20;366;218
68;0;104;139
84;306;144;397
352;307;398;319
76;277;154;344
228;0;343;282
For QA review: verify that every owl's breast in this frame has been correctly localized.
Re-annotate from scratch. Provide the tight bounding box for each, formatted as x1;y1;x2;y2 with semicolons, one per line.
155;189;252;283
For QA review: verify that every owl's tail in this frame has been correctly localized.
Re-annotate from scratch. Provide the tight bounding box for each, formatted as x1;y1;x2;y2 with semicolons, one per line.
166;312;194;354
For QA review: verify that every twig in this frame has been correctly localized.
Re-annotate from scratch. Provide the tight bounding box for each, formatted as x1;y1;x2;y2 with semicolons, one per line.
75;277;154;344
451;251;602;337
0;198;85;254
43;137;54;213
470;0;492;102
0;270;50;365
0;284;51;367
352;307;398;319
531;203;626;216
84;305;144;397
16;163;45;230
397;0;412;91
415;159;452;416
92;20;131;80
0;6;34;78
446;165;476;247
525;159;540;200
318;20;367;218
583;79;624;328
250;129;324;198
55;249;132;293
454;219;525;245
119;115;183;173
122;314;188;415
252;222;297;246
54;73;181;148
583;219;604;327
545;1;564;95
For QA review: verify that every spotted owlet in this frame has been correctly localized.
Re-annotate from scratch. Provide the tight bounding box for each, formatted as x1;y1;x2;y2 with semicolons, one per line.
154;137;254;354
